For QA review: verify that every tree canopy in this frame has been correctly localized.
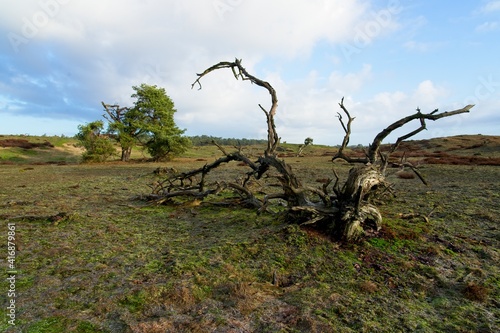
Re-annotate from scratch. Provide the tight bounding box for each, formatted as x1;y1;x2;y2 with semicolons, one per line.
102;84;190;161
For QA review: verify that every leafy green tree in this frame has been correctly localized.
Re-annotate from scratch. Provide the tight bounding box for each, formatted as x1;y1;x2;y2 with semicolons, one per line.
102;84;190;161
131;84;190;161
75;120;116;162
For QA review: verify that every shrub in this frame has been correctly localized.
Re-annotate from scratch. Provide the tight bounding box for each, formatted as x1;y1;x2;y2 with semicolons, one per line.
76;121;116;162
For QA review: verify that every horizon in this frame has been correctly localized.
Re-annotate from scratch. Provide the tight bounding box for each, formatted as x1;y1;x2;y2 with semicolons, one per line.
1;132;496;148
1;1;499;145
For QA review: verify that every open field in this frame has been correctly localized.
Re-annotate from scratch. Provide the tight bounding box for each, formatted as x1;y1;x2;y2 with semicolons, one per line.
1;135;499;332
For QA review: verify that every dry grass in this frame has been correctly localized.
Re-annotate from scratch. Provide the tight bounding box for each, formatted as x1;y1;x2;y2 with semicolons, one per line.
463;282;490;302
0;134;499;332
359;280;378;293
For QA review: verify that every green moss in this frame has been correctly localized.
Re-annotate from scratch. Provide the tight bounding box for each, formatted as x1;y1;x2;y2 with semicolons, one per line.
1;157;498;332
143;259;166;274
120;290;148;313
25;318;68;333
74;321;105;333
25;317;106;333
368;237;390;249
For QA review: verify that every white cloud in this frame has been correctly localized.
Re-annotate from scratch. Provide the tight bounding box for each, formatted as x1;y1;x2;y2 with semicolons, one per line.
1;0;378;138
412;80;450;106
35;0;369;59
2;0;496;145
373;91;407;109
328;64;372;94
475;21;499;32
479;1;500;13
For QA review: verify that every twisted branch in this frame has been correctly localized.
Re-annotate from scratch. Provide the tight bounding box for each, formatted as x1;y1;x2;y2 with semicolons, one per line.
192;58;279;155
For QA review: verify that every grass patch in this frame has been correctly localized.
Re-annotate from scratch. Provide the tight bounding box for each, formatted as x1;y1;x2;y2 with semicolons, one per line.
120;290;149;313
0;138;499;332
0;148;27;162
25;317;105;333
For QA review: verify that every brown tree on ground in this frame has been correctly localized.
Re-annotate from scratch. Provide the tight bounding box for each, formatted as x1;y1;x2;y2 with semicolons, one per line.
147;58;473;242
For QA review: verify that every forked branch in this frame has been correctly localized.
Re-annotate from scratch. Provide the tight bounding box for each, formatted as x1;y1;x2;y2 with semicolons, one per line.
332;97;369;164
367;104;474;164
332;101;474;166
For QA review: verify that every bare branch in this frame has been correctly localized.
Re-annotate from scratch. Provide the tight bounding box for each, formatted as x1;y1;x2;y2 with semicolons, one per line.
226;183;263;209
192;59;280;155
332;98;369;164
212;140;229;156
101;102;130;123
367;104;474;163
404;163;428;186
336;97;353;154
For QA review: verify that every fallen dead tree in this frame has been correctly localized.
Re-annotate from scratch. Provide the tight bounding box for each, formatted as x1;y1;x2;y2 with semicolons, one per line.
146;58;473;242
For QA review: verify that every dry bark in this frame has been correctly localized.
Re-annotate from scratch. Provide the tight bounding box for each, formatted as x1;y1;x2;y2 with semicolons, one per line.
149;58;473;242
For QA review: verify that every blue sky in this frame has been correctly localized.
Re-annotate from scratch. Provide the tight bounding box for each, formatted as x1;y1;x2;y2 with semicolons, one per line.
1;0;499;145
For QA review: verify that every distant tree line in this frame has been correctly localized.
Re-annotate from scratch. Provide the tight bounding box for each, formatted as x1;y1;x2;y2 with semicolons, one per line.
188;135;268;147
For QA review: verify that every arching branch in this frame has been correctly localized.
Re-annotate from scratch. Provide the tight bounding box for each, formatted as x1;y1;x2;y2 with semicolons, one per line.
192;58;279;155
367;104;474;164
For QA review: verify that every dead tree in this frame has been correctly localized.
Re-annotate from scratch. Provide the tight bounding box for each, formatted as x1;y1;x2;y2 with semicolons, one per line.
102;102;133;161
333;101;474;170
148;58;473;242
101;102;147;162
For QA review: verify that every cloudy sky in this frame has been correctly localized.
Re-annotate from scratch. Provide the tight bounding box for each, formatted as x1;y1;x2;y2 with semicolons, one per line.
1;0;499;145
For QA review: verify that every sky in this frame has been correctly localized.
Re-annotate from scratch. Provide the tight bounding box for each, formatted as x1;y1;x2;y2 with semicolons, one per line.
0;0;499;145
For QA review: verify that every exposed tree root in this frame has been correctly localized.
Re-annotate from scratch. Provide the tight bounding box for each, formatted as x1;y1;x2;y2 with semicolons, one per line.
147;58;473;242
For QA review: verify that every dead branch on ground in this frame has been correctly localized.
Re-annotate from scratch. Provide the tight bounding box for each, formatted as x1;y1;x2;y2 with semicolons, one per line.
147;58;473;242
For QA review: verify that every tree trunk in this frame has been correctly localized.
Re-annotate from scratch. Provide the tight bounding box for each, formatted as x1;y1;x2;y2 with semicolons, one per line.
336;166;385;241
121;147;132;162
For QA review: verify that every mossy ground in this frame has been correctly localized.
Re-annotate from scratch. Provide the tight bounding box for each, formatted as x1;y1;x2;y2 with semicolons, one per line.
0;136;499;332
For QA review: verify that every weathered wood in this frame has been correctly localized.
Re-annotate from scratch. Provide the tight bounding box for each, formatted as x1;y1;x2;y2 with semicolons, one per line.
367;105;474;164
192;59;279;155
148;58;474;242
335;166;386;240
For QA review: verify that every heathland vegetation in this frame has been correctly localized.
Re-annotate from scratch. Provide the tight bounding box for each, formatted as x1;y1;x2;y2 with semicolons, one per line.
0;133;499;332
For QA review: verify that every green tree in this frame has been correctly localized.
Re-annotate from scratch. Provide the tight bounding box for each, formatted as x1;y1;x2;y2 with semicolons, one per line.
146;133;192;161
75;120;116;162
102;84;190;161
131;84;190;161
